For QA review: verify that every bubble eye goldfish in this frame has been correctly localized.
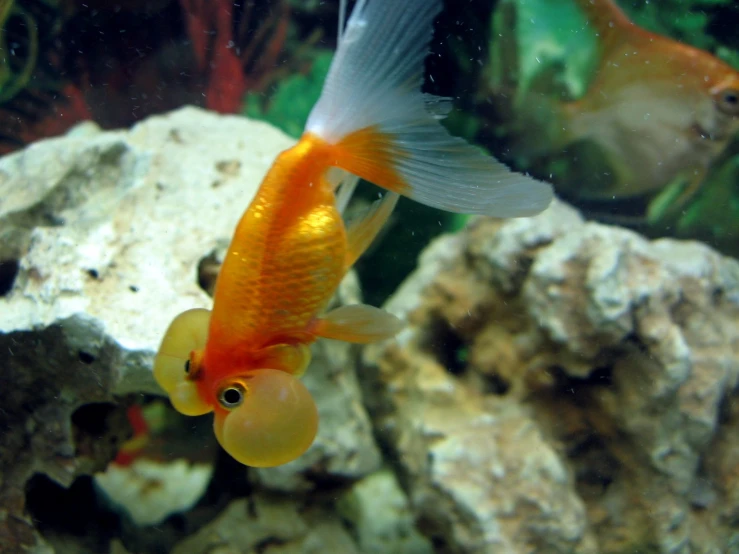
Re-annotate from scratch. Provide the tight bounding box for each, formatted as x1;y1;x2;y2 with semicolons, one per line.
564;0;739;200
153;0;553;468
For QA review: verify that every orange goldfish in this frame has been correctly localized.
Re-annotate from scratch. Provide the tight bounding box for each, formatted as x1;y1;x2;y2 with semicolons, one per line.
560;0;739;201
153;0;552;468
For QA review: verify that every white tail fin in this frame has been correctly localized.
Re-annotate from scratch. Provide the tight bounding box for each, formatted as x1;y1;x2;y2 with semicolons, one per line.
305;0;553;217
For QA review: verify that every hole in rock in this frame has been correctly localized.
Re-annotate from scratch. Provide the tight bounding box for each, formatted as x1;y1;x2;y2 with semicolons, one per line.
426;319;468;375
482;373;510;395
621;332;650;355
712;286;724;305
25;474;118;550
549;364;614;393
586;365;614;387
78;351;96;364
416;513;452;552
569;435;618;498
72;402;118;437
0;259;19;296
255;538;288;553
197;251;221;297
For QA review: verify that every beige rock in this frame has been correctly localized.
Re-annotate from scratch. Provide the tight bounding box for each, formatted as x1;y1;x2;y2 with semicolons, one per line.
337;469;433;554
365;342;596;553
171;495;360;554
94;459;213;526
1;107;283;395
0;108;381;551
364;198;739;553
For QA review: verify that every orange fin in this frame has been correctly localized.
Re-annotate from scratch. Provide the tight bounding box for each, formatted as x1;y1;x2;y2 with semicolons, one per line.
345;192;399;269
312;304;403;344
332;169;360;214
305;0;552;218
572;0;636;53
254;343;312;377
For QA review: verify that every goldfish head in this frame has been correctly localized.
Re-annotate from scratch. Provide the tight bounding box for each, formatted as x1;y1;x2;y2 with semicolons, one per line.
153;309;318;467
706;77;739;140
211;369;318;467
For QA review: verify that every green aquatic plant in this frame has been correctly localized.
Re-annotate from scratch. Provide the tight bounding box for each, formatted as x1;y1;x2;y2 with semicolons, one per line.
0;0;39;103
626;0;738;55
486;0;596;103
649;139;739;254
243;50;333;138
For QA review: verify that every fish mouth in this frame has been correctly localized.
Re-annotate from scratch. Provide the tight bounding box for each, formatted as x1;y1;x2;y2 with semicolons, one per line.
690;121;721;141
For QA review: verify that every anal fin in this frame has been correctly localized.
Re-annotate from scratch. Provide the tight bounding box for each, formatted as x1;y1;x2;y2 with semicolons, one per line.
345;191;399;269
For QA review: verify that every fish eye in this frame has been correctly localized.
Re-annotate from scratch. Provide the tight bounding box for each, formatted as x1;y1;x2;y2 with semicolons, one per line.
218;383;245;409
716;88;739;115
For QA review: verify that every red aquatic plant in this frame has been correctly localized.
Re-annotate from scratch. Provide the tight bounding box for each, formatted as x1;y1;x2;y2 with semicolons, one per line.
0;85;92;155
181;0;290;114
113;404;151;467
0;0;291;153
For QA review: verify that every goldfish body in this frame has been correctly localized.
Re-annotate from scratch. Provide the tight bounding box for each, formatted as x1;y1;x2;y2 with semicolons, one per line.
561;0;739;200
154;0;552;468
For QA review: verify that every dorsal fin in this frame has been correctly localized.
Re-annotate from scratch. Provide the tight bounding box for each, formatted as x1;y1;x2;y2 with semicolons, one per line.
573;0;635;52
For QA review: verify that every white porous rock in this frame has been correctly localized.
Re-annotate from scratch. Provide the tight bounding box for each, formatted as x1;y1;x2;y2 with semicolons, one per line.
0;108;381;549
1;107;291;394
337;469;433;554
94;459;214;526
364;198;739;554
172;494;361;554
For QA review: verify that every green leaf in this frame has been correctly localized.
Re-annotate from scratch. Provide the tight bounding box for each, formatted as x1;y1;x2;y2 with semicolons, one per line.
242;51;333;138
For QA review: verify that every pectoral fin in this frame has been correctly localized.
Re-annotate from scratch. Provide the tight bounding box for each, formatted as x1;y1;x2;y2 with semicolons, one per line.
647;167;706;225
254;343;312;377
312;304;403;344
345;192;399;269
